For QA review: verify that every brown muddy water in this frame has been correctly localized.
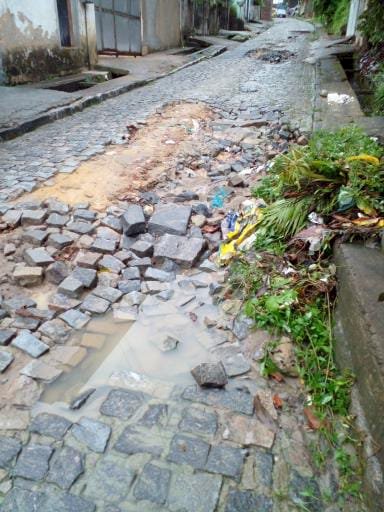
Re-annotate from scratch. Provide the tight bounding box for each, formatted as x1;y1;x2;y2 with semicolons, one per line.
39;272;223;414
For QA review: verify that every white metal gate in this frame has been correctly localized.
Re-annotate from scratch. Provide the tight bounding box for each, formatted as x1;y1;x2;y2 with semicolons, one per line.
95;0;141;55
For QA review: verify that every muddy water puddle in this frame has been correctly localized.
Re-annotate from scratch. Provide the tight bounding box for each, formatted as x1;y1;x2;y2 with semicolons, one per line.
40;273;223;411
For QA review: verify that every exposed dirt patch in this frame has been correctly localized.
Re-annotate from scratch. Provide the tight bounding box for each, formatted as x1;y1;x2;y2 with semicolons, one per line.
22;102;214;211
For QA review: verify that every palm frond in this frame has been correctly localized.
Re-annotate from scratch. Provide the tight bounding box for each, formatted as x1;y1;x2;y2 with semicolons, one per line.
260;197;312;239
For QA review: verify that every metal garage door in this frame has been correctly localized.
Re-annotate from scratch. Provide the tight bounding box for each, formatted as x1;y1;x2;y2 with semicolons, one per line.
95;0;141;55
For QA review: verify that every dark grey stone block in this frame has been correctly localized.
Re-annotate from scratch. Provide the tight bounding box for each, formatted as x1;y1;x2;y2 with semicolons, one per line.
0;436;21;468
121;205;146;235
59;309;90;329
72;417;111;453
11;331;49;358
13;444;53;480
167;434;210;469
133;463;171;505
168;472;222;512
179;407;217;436
139;404;168;427
80;294;110;315
205;444;245;480
114;426;163;457
100;388;147;419
148;204;191;236
70;267;97;288
225;490;273;512
47;445;84;489
30;413;72;440
182;385;254;415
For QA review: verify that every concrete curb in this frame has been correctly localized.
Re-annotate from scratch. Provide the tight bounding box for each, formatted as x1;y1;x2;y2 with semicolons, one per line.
0;45;226;143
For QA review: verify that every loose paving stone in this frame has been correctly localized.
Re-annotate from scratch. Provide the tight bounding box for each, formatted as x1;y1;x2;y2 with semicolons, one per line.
98;272;119;287
122;267;140;281
154;233;205;268
58;276;84;297
248;451;274;489
205;444;245;480
13;444;53;480
144;267;174;282
23;228;49;245
121;290;145;306
0;350;14;372
46;213;69;227
92;285;123;303
168;434;210;469
130;240;154;257
121;204;146;235
0;436;21;468
225;489;273;512
179;407;218;436
129;256;152;271
139;404;168;427
101;215;123;232
48;233;73;249
21;209;47;226
47;446;84;490
80;332;105;348
39;318;72;343
134;462;171;505
24;247;54;267
72;417;111;453
3;209;22;227
98;254;125;273
114;426;163;456
11;315;40;330
70;388;96;410
168;471;222;512
158;289;175;301
11;331;49;358
182;385;254;415
66;221;95;235
45;198;70;215
84;455;135;504
13;265;43;286
151;334;179;352
90;237;117;254
191;362;228;388
96;226;121;241
222;415;275;449
148;204;191;235
113;305;138;322
141;280;168;294
46;261;70;284
75;251;101;269
80;294;110;314
30;412;72;440
21;360;62;382
70;267;97;288
0;329;16;346
215;347;251;377
74;208;96;221
2;295;36;314
48;293;81;312
100;388;147;419
4;242;16;256
118;279;141;293
114;249;132;262
60;309;90;329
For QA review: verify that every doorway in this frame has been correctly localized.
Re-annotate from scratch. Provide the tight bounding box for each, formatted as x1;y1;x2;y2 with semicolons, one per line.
57;0;72;47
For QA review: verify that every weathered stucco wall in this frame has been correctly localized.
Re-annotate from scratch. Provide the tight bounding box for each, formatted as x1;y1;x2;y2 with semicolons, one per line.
0;0;89;84
142;0;181;54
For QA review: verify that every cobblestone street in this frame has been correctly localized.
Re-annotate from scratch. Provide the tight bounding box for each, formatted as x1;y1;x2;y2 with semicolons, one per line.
0;19;362;512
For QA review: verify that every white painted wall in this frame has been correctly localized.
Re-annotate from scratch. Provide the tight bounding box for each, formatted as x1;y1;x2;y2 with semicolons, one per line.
0;0;60;43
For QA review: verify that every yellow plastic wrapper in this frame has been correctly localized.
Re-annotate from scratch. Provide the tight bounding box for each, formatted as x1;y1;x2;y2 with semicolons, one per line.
218;206;263;265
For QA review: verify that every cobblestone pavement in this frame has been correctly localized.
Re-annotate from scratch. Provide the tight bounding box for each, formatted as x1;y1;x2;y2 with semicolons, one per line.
0;19;362;512
0;19;314;203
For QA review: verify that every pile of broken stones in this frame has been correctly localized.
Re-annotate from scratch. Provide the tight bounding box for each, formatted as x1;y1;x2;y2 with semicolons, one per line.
0;197;221;381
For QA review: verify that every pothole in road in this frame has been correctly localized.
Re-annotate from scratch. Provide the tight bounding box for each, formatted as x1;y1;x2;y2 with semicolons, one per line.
247;48;295;63
41;273;222;409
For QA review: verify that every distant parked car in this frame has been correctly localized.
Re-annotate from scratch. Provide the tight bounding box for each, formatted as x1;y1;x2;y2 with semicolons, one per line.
276;8;287;17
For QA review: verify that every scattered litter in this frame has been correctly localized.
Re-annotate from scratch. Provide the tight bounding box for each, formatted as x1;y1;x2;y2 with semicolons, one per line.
327;93;354;104
211;188;230;208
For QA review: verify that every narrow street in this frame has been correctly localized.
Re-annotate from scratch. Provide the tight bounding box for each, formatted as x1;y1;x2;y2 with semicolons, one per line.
0;19;363;512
